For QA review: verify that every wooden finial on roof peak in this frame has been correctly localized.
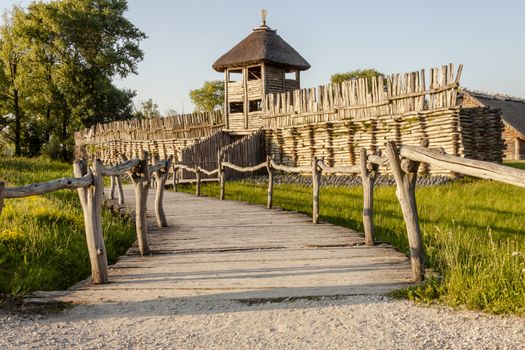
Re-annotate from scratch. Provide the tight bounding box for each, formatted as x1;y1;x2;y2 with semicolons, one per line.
261;9;267;26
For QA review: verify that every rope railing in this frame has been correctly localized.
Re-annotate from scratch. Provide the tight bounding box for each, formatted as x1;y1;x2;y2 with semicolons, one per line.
222;161;267;173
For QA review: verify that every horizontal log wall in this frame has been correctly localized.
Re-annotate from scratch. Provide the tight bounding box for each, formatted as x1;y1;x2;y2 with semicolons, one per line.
265;105;503;175
502;128;525;160
285;79;300;92
266;66;285;94
248;112;263;129
228;82;244;102
458;107;504;163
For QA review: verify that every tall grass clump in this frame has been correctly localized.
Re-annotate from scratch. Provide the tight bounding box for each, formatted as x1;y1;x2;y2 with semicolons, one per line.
178;171;525;315
0;157;135;296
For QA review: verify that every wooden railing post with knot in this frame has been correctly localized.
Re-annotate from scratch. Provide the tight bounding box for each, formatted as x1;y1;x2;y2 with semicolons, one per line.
386;140;428;281
73;159;109;283
108;165;124;205
360;148;379;246
311;157;321;224
219;151;226;201
266;156;273;209
172;163;178;193
121;151;151;255
152;154;173;227
195;166;201;196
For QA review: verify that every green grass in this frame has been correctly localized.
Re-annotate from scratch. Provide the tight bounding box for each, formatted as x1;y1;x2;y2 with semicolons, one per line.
0;157;135;296
505;161;525;170
178;173;525;315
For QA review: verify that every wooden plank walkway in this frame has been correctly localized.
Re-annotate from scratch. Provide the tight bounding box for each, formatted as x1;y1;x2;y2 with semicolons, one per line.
53;186;413;303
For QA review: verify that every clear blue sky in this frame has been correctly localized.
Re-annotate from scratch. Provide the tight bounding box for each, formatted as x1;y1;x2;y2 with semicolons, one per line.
2;0;525;114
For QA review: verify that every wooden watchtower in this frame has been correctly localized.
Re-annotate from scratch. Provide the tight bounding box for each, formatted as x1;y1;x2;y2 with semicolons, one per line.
212;11;310;133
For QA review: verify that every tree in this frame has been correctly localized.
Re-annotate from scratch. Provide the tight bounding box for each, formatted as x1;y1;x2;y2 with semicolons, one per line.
163;109;178;117
189;80;224;112
134;98;160;119
0;7;28;156
330;68;384;84
0;0;146;160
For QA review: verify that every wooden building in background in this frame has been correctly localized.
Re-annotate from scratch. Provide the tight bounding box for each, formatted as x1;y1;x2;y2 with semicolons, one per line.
212;15;310;133
461;90;525;160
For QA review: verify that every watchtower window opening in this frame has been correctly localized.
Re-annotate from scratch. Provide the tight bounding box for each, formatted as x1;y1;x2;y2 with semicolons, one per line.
229;101;244;114
285;71;297;80
248;66;262;80
228;69;242;82
249;99;262;112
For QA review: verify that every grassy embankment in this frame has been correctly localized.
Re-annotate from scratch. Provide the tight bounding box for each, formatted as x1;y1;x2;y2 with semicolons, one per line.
179;163;525;315
0;157;135;296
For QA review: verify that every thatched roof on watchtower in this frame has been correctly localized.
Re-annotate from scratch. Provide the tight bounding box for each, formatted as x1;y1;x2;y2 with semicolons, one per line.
212;21;310;72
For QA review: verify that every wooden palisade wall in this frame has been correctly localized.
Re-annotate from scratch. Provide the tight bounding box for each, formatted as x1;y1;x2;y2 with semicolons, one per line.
75;64;504;176
178;131;235;180
74;111;223;163
262;64;504;174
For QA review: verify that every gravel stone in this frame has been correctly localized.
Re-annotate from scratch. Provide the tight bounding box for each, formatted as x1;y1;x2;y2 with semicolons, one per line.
0;295;523;349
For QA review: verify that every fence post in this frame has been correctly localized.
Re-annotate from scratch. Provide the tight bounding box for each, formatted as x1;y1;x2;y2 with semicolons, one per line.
196;166;201;196
0;181;4;215
172;164;178;192
312;156;321;224
219;153;225;200
73;159;109;284
126;151;151;256
385;141;425;281
109;175;116;200
360;148;378;246
91;159;110;282
266;156;273;209
153;155;172;228
116;175;124;205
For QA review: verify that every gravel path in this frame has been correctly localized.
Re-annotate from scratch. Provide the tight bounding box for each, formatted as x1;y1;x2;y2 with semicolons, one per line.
1;295;523;349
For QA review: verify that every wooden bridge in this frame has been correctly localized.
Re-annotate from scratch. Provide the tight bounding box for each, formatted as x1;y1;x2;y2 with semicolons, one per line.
52;186;413;303
14;142;525;304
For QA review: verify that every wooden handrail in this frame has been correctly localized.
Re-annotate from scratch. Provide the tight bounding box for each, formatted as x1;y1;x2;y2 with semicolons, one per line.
317;160;360;174
222;161;267;173
367;154;389;166
269;159;311;173
4;173;93;198
174;164;198;173
101;159;140;176
399;145;525;188
149;160;168;174
199;168;220;176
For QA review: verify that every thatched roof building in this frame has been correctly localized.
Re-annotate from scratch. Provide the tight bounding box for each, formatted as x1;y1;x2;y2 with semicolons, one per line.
462;90;525;160
213;12;310;133
212;25;310;72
